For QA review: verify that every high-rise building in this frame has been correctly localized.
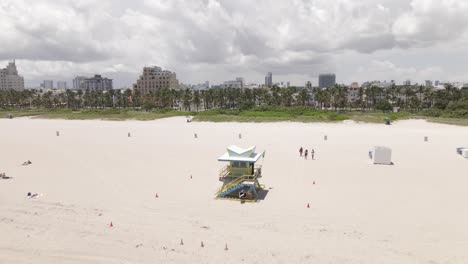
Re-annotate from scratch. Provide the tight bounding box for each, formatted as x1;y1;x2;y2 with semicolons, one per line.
318;74;336;88
83;75;113;91
435;80;440;86
235;77;245;89
403;80;411;86
265;72;272;86
57;81;67;90
41;80;54;89
133;66;180;95
73;76;87;90
425;80;433;87
0;60;24;91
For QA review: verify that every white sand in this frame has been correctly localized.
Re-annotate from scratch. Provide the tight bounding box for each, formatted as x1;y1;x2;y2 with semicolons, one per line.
1;117;468;263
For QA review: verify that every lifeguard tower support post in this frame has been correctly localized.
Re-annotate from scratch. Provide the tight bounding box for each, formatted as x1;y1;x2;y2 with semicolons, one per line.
215;145;264;201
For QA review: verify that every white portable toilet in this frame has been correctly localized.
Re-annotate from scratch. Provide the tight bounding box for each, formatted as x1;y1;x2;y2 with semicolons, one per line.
462;149;468;158
373;146;392;165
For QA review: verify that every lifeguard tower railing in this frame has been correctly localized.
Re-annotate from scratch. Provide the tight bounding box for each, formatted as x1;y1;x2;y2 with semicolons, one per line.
215;165;262;197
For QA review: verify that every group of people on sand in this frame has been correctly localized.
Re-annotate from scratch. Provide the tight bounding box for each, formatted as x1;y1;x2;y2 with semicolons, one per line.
22;160;32;166
299;147;315;160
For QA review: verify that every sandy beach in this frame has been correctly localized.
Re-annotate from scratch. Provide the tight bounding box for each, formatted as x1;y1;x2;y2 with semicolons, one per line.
1;117;468;263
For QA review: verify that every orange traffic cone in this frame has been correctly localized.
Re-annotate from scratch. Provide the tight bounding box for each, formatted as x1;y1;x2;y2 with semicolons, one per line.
307;203;310;208
155;193;159;198
109;221;113;227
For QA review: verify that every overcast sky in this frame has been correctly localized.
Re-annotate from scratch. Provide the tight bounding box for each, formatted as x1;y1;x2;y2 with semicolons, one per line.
1;0;468;88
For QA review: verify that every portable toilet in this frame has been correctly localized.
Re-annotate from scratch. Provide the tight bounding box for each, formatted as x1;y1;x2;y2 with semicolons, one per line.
457;147;468;158
373;146;392;165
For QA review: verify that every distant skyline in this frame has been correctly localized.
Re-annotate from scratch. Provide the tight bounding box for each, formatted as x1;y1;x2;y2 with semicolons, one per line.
1;0;468;88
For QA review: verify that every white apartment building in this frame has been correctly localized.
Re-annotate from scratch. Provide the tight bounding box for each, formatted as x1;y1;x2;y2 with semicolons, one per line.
133;66;180;95
0;60;24;91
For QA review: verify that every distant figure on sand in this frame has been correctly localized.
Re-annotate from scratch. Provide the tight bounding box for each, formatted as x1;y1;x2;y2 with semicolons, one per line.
299;147;303;156
304;149;308;159
311;149;315;160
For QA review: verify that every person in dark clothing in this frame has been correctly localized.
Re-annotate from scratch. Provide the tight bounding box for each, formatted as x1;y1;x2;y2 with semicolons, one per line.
299;147;303;156
304;149;308;159
311;149;315;160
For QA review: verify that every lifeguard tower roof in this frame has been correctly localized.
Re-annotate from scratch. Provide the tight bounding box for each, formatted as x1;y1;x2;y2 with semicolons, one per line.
218;145;263;163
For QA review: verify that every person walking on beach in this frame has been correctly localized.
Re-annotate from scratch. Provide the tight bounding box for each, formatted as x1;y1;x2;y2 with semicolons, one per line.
299;147;303;157
311;149;315;160
304;149;308;159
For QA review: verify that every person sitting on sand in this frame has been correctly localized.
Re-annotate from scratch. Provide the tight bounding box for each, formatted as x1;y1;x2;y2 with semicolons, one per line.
304;149;308;159
299;147;303;156
27;192;38;199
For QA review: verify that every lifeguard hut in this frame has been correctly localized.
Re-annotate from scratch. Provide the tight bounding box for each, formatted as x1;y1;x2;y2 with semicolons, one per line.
215;145;265;201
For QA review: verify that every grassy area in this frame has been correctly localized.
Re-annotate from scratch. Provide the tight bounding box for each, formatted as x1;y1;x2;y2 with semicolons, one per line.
0;109;192;121
2;107;468;126
424;117;468;126
347;112;413;123
194;106;349;123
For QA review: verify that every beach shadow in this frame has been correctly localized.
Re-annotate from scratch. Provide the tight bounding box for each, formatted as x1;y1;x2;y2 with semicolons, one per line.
256;189;269;201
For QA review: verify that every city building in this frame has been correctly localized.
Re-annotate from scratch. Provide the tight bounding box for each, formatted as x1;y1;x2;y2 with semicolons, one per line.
403;80;411;86
235;77;245;89
41;80;54;89
425;80;433;87
318;74;336;88
72;75;112;91
0;60;24;91
57;81;67;90
191;81;210;90
220;79;243;89
133;66;180;95
265;72;272;86
83;75;113;91
73;76;87;90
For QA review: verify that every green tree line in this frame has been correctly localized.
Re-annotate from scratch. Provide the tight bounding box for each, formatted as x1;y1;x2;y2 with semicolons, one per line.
1;83;468;116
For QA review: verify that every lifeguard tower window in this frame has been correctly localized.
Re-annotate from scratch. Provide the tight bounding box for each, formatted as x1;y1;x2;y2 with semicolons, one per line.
232;162;247;168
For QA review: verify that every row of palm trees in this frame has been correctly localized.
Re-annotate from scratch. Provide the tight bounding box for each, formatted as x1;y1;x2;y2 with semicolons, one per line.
1;83;467;112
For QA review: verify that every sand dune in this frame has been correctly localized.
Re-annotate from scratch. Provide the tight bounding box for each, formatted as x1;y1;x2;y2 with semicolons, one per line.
1;117;468;263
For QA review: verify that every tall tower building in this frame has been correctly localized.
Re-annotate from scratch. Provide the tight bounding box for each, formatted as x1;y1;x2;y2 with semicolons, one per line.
318;74;336;88
265;72;273;86
0;60;24;91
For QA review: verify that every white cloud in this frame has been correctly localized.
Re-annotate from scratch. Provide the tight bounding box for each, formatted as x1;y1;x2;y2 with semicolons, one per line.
1;0;468;87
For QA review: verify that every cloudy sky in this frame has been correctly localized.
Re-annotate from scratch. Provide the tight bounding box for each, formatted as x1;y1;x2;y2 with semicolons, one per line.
1;0;468;88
